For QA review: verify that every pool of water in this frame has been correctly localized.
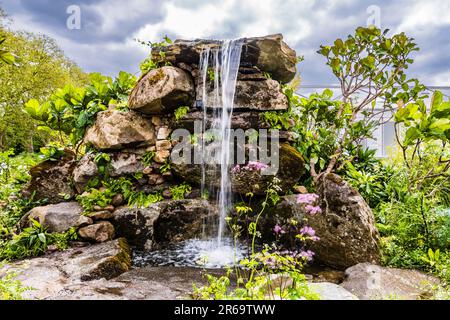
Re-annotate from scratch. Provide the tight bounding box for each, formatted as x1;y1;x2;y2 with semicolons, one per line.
133;238;248;269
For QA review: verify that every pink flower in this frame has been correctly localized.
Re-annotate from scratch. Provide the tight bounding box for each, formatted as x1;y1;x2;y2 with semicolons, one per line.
300;226;320;241
232;162;269;173
273;224;285;235
245;161;269;171
300;226;316;237
300;250;315;261
296;193;319;204
305;205;322;215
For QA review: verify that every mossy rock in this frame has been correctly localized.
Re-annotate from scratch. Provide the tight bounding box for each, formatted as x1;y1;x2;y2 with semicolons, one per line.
172;142;304;195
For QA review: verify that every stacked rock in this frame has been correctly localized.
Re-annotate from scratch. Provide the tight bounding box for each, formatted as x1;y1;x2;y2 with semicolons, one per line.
18;34;381;268
127;34;305;196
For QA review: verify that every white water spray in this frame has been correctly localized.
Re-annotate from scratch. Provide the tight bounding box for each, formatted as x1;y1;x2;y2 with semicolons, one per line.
198;39;243;247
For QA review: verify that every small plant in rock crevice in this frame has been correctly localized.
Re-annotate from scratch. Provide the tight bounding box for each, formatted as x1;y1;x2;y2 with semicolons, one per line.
174;106;190;122
159;160;172;174
137;36;173;75
170;183;192;200
142;151;155;167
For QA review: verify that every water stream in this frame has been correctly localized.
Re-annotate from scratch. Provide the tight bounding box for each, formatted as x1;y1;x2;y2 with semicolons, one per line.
136;39;246;268
198;39;243;246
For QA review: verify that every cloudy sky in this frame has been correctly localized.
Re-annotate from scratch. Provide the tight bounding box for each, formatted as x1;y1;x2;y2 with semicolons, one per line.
2;0;450;87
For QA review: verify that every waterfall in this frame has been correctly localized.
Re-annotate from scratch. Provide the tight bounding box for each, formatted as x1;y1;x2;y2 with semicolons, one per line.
197;39;243;246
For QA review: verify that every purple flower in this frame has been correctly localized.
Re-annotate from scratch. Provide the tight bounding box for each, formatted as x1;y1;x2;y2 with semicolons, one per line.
296;193;319;204
246;161;269;171
300;226;316;237
300;250;315;262
300;226;320;241
305;205;322;215
273;224;285;235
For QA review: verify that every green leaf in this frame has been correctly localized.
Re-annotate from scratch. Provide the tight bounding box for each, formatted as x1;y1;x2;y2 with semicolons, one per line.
0;51;15;65
361;55;375;69
404;127;421;145
330;58;341;73
38;233;47;244
429;118;450;132
430;91;443;113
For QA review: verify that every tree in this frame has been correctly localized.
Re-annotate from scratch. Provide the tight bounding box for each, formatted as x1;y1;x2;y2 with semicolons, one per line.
0;11;88;152
308;26;426;180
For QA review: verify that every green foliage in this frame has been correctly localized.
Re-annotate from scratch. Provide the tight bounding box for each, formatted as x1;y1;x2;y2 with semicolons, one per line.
94;152;111;176
77;176;164;212
24;71;136;149
192;249;320;300
207;68;215;81
169;183;192;200
77;188;115;213
174;106;190;122
0;219;77;261
394;90;450;189
0;35;15;65
0;152;41;230
142;151;155;166
159;160;172;174
127;191;163;208
39;146;65;161
343;160;393;208
138;36;172;75
0;27;87;152
0;267;30;300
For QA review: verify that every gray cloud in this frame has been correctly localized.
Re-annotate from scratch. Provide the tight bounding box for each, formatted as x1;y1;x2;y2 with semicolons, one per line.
1;0;449;87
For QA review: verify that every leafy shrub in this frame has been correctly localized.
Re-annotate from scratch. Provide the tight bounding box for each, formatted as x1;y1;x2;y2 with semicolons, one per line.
127;191;163;208
159;160;171;174
39;146;65;161
77;176;164;211
24;71;136;149
0;219;77;261
138;36;172;75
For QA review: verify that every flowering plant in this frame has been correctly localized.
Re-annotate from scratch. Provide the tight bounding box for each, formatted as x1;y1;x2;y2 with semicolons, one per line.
297;193;322;215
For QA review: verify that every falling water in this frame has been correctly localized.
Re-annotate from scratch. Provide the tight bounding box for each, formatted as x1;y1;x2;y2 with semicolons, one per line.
131;40;246;268
198;39;243;246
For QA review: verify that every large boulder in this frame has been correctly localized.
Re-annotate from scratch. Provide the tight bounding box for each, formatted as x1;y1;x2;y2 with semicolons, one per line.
21;151;76;204
0;238;132;299
128;66;194;115
172;143;304;195
112;199;216;250
308;282;359;300
177;110;269;131
201;79;288;111
341;263;440;300
155;34;297;83
84;110;155;150
314;173;380;268
233;79;288;110
20;202;92;233
262;174;380;269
